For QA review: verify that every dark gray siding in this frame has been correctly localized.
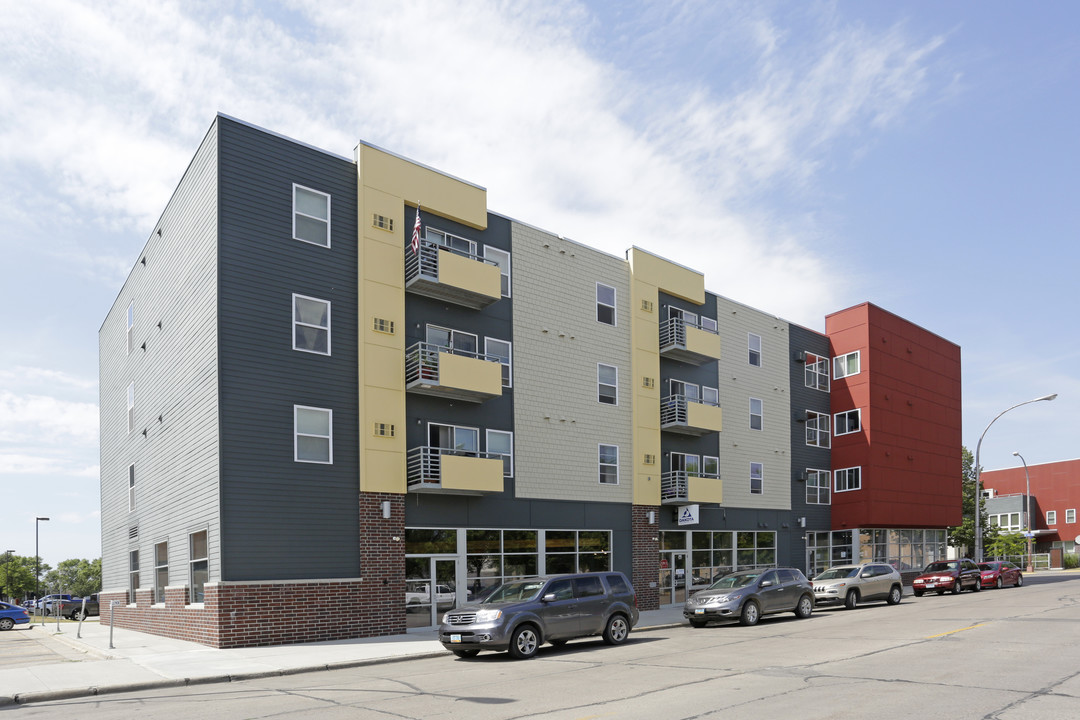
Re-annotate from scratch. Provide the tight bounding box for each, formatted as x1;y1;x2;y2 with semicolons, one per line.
217;117;360;581
788;323;832;569
99;121;221;593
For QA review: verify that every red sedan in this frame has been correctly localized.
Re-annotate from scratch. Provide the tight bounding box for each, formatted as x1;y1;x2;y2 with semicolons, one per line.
979;561;1024;589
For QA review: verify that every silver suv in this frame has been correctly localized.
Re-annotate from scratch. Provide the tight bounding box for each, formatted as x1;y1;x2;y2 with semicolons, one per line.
812;564;903;609
683;568;814;627
438;572;639;659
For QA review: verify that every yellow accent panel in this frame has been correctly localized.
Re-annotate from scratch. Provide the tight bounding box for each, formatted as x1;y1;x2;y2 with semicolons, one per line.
633;314;660;352
687;402;723;433
442;455;504;492
363;187;406;244
364;240;404;285
363;284;403;349
634;472;659;504
440;353;503;396
365;448;405;493
438;249;501;300
688;475;723;504
365;344;404;391
627;247;705;304
358;144;487;229
635;396;661;430
686;326;723;360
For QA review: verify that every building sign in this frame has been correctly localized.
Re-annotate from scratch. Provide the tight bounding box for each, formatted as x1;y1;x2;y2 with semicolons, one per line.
677;504;700;526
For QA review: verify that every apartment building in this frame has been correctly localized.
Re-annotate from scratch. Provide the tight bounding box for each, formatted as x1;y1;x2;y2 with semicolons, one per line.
983;458;1080;562
99;115;962;647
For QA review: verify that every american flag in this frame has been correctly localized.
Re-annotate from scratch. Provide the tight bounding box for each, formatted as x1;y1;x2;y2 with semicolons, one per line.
411;205;422;254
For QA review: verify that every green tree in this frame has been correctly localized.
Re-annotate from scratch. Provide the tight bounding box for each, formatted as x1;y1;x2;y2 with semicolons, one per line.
0;555;40;602
948;446;998;557
986;532;1025;560
43;558;101;598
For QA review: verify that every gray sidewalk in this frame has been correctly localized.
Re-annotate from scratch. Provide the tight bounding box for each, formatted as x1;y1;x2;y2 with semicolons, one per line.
0;605;688;707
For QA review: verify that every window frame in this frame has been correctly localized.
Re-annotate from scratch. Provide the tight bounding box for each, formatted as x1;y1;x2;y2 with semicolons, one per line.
127;382;135;433
128;464;136;512
750;462;764;495
596;283;617;326
597;363;618;405
1067;509;1076;524
484;337;513;388
834;466;862;493
153;540;168;605
749;398;763;431
426;227;476;256
294;405;333;464
805;352;829;392
292;293;331;356
486;429;514;477
189;529;209;605
426;324;479;355
806;411;831;448
483;245;511;297
128;549;139;605
1047;510;1057;525
748;333;762;367
834;409;861;436
806;468;831;505
292;183;331;248
126;301;134;355
598;444;620;485
833;351;861;379
428;422;480;455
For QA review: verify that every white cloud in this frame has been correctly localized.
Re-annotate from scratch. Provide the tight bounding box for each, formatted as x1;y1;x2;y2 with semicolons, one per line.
0;391;99;448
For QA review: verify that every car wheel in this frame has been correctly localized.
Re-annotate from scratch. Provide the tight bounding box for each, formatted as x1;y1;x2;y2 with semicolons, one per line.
688;618;708;628
0;618;14;631
844;590;859;610
913;590;924;597
795;594;814;618
602;614;630;645
952;580;963;595
508;625;540;659
995;577;1003;589
739;601;760;626
972;579;981;592
1016;574;1024;587
71;609;85;621
452;649;480;658
887;585;902;605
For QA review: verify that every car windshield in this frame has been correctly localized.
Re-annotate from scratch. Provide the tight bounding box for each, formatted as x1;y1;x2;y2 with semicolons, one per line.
708;572;759;589
924;562;957;572
482;580;546;604
815;567;859;580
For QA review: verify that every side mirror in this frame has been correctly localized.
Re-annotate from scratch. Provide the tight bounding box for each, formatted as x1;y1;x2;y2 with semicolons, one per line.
759;580;773;588
861;571;872;578
541;593;556;602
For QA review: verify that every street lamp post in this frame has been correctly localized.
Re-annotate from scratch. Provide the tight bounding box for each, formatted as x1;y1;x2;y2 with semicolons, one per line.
974;394;1056;562
1013;451;1034;572
35;517;49;608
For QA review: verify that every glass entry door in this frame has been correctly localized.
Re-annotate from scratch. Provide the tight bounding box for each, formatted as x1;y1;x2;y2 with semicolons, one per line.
658;551;688;606
405;556;460;629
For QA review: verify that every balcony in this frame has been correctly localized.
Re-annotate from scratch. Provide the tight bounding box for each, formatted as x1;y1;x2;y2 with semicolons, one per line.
661;395;723;436
405;240;502;309
661;471;722;505
407;446;505;494
405;342;503;403
659;317;722;365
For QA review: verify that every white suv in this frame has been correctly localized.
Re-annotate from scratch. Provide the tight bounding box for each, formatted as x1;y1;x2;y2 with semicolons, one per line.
812;564;903;609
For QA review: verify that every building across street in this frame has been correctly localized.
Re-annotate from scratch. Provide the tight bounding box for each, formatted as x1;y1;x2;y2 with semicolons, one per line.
99;114;962;648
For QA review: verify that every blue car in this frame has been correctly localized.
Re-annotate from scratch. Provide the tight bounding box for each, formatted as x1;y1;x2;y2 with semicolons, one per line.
1;601;31;630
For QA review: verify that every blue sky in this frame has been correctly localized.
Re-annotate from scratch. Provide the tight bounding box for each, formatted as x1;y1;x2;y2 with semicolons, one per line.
2;1;1077;568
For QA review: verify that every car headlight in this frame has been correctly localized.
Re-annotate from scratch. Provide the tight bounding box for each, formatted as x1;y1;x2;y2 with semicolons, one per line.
474;608;502;623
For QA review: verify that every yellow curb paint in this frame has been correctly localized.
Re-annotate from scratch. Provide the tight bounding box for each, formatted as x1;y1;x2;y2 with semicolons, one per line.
926;622;989;639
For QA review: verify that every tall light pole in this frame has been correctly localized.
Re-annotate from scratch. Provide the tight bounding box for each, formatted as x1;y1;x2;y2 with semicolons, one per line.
974;394;1056;562
35;517;49;605
1013;451;1034;572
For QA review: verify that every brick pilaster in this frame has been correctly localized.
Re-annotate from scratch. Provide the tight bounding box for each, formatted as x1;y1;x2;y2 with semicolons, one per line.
632;504;660;610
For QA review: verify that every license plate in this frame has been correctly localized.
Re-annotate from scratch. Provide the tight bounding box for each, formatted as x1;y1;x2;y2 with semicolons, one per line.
450;634;462;643
925;583;936;589
695;609;705;615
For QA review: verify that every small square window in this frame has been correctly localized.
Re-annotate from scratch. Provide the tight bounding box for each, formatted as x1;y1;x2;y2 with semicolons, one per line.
833;351;860;379
834;409;861;436
596;283;616;326
806;469;830;505
293;185;330;247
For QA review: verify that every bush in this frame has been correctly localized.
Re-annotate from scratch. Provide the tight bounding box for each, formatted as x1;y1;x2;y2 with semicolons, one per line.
1064;553;1079;570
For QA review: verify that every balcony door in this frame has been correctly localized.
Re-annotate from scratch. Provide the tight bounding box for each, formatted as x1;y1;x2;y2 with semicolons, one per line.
428;423;479;455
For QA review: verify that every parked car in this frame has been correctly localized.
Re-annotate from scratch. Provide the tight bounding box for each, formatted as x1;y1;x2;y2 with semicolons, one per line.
912;559;982;596
0;601;31;630
683;567;815;627
438;571;639;659
56;594;100;620
34;594;73;615
405;583;456;612
979;561;1024;589
812;563;904;609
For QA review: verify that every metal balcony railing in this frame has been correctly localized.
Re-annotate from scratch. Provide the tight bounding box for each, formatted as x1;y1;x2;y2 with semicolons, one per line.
405;240;497;284
407;445;503;488
661;470;721;501
405;341;501;386
659;316;718;349
660;394;720;426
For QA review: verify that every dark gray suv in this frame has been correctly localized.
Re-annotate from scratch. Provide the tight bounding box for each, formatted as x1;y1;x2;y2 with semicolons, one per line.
438;572;639;659
683;567;815;627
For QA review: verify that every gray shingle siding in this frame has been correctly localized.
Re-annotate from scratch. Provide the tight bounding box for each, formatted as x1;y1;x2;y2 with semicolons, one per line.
788;323;832;566
216;117;360;581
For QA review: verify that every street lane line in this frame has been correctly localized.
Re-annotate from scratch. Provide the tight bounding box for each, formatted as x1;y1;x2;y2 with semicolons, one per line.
925;623;989;639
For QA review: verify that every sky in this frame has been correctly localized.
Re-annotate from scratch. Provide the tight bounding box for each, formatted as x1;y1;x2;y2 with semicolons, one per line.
1;0;1077;569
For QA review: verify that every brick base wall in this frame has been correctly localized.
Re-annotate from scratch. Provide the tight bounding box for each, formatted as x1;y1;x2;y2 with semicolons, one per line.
632;505;660;611
102;492;409;649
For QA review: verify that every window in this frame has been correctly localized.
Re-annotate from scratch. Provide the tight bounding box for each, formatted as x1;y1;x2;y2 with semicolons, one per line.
806;411;830;447
702;386;719;406
127;382;135;433
484;246;511;297
596;283;616;326
189;530;208;604
128;464;136;512
990;513;1022;531
487;430;514;477
670;379;699;402
1068;509;1076;524
749;398;763;431
292;294;330;355
834;409;861;436
805;352;829;391
294;406;332;463
835;466;862;492
701;316;718;333
671;452;700;476
426;325;478;355
750;462;763;495
833;351;860;379
126;301;134;355
599;444;619;485
1047;510;1057;525
429;423;479;455
806;469;830;505
485;338;512;387
748;333;762;367
703;456;719;477
293;184;330;247
427;227;476;256
128;550;139;604
598;364;618;405
153;541;168;605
